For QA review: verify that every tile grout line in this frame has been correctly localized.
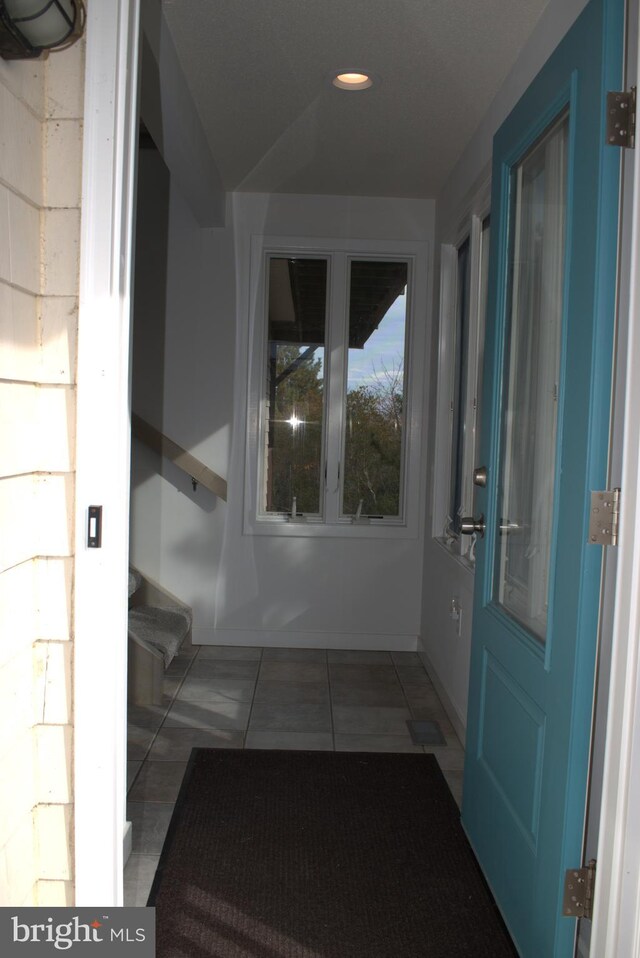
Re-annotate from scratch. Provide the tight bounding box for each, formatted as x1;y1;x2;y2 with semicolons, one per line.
127;648;199;796
242;647;264;748
326;650;336;751
390;657;425;753
125;647;201;902
147;647;199;753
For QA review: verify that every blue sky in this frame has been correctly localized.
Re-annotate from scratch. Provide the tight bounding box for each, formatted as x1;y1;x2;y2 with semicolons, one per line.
347;291;406;389
278;290;407;394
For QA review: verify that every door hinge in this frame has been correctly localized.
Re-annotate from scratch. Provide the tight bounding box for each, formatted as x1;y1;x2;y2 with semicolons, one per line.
606;88;636;148
563;860;596;921
589;488;620;546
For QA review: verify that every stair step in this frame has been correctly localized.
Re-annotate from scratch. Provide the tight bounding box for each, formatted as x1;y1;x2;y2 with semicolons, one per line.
128;568;142;598
128;605;192;668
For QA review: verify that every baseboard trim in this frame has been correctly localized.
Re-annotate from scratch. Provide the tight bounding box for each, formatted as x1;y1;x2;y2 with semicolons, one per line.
417;644;467;747
192;628;418;652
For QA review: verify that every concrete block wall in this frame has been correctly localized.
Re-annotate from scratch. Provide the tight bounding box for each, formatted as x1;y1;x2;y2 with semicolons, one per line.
0;40;84;907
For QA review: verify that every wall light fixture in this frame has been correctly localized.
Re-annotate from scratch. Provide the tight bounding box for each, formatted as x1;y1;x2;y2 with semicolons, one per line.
0;0;85;60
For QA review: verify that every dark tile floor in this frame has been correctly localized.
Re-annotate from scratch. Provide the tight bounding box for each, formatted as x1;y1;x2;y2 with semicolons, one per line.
124;646;464;905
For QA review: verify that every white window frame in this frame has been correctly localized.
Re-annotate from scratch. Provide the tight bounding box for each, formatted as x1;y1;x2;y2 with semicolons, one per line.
433;178;491;561
244;235;429;538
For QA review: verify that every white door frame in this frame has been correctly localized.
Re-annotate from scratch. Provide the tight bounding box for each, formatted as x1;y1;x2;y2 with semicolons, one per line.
70;0;640;940
73;0;140;905
591;8;640;951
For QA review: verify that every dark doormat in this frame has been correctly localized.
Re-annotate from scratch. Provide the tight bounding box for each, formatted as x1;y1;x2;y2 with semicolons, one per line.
149;749;517;958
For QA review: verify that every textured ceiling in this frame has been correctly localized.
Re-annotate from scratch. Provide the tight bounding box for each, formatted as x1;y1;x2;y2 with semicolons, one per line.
160;0;550;198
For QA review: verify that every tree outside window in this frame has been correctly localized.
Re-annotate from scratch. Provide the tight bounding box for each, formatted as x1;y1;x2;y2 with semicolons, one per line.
257;249;417;529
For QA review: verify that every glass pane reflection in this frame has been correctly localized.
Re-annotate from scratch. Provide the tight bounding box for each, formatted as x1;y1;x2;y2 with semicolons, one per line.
264;257;327;515
496;113;569;641
342;260;408;518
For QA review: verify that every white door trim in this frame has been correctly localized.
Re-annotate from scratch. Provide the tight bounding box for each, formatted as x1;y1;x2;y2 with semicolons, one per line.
73;0;140;905
591;5;640;952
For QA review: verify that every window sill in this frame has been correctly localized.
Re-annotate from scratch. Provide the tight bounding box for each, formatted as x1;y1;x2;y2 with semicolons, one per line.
244;516;418;539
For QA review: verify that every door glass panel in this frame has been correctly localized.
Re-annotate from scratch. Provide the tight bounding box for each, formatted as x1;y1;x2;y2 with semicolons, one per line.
471;216;491;517
496;112;569;641
450;238;471;532
342;260;408;518
264;257;327;515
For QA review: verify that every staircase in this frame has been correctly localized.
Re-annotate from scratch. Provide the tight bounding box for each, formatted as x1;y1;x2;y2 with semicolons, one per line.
127;416;226;705
128;568;192;706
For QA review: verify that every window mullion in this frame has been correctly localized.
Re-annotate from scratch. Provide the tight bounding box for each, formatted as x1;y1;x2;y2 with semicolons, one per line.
325;253;348;522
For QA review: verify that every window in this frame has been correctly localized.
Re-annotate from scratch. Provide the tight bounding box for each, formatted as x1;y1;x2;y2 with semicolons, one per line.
449;237;471;533
246;237;428;537
264;257;328;516
434;210;491;556
342;259;409;519
474;216;491;509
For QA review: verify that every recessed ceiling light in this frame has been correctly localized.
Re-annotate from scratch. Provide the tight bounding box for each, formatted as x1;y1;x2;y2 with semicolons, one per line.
332;72;373;91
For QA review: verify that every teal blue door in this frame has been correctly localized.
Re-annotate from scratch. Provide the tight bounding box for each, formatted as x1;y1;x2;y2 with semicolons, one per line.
461;1;624;955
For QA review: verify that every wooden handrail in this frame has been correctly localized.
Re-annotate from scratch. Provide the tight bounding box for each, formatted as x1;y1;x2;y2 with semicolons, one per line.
131;413;228;501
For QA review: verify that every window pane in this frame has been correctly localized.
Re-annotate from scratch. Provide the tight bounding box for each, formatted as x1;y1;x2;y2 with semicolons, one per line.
342;260;408;517
264;257;327;515
450;238;471;531
472;216;491;515
496;113;568;640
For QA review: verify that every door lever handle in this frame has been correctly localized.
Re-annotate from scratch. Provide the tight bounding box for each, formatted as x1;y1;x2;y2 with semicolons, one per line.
460;514;486;538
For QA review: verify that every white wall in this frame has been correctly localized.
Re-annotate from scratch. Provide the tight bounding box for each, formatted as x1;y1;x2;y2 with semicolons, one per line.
213;192;434;649
139;0;224;226
129;0;229;624
131;187;435;648
419;0;590;733
130;150;233;629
